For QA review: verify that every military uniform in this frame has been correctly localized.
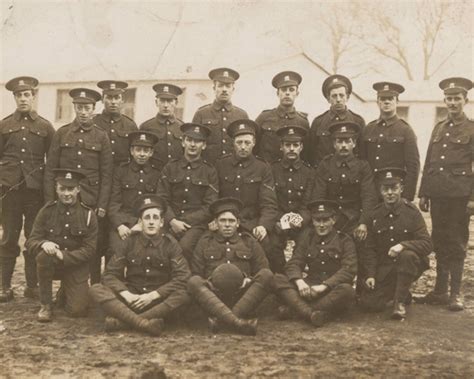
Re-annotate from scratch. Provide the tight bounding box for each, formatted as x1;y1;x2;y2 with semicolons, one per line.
0;76;55;301
418;77;474;310
90;195;190;335
275;200;357;327
25;170;98;318
188;198;273;335
360;169;431;318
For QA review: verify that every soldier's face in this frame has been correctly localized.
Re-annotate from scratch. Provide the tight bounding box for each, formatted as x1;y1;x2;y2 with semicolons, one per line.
277;85;299;107
216;211;239;238
74;103;95;124
377;95;398;115
140;208;164;236
312;216;336;236
182;136;206;159
14;90;35;113
213;81;234;102
103;94;123;114
56;183;80;206
328;87;349;110
156;97;177;116
130;146;153;165
333;137;355;157
380;182;403;205
234;134;255;159
281;141;303;160
444;93;467;117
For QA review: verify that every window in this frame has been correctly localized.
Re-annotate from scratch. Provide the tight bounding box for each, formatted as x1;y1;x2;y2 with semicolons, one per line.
397;106;409;122
122;88;136;119
56;89;73;123
435;106;448;123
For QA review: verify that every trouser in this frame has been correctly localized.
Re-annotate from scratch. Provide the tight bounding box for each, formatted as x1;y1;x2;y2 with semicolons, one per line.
430;197;469;295
173;226;207;262
89;216;109;285
36;251;89;316
274;273;355;316
359;250;422;312
89;283;190;318
0;185;42;289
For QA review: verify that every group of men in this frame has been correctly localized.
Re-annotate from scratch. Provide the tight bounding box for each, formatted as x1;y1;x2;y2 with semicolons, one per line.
0;69;472;337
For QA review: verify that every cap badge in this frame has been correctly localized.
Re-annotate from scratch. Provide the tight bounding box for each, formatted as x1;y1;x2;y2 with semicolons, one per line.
19;80;25;86
341;126;347;132
449;83;455;88
139;134;146;141
164;86;169;92
144;198;151;204
332;78;338;83
80;91;86;97
318;205;325;211
239;124;245;130
288;128;294;134
284;75;290;81
194;127;200;133
223;71;229;77
65;173;72;179
110;83;116;89
384;84;389;91
386;172;393;178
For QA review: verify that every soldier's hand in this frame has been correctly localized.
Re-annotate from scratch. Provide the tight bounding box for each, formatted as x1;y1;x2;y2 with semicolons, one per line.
208;219;218;231
295;279;311;298
419;197;430;212
365;277;375;290
467;200;474;215
120;291;140;305
388;243;404;258
131;291;160;311
354;224;368;241
130;222;143;234
240;277;252;289
41;241;60;256
117;225;132;240
96;208;107;218
310;284;328;298
170;219;191;235
252;226;267;241
55;250;64;260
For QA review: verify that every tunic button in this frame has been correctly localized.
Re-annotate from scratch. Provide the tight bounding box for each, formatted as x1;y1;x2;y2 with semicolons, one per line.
77;165;81;168
288;178;292;182
184;188;188;192
446;133;450;137
160;264;163;267
236;187;240;191
222;128;226;132
78;139;83;143
222;139;226;143
182;200;187;203
237;175;241;179
187;166;191;170
211;256;214;259
22;137;26;141
168;155;172;158
112;151;115;155
138;191;142;195
377;145;381;148
321;261;325;265
111;140;115;144
65;224;69;228
440;156;445;159
321;249;324;253
139;179;144;183
321;242;325;245
226;248;231;252
222;150;226;154
390;238;394;242
439;167;444;171
80;129;84;133
78;151;82;155
168;142;171;146
186;177;190;180
288;201;292;204
382;123;386;127
389;214;393;218
66;212;70;215
143;287;147;291
21;148;25;152
341;174;345;178
449;123;453;127
379;134;384;137
111;129;115;132
339;196;343;199
443;144;447;148
289;168;293;172
223;117;227;121
221;108;225;112
375;156;379;160
181;210;185;214
389;226;394;230
140;170;144;174
20;160;24;164
167;131;171;135
64;236;68;239
335;117;339;121
288;190;292;193
21;126;25;130
146;269;150;273
226;242;230;245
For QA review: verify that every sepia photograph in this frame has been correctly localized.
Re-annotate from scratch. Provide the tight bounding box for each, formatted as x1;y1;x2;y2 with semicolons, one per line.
0;0;473;377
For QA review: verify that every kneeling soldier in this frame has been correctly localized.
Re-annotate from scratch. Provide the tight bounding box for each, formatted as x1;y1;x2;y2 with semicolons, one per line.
274;200;357;327
188;197;273;336
25;169;98;322
89;195;190;336
360;168;432;319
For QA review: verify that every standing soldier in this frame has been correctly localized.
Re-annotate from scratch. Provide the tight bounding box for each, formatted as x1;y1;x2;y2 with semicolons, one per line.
192;68;249;165
215;119;279;268
90;195;190;336
0;76;55;302
360;82;420;201
305;74;365;166
417;77;473;311
44;88;113;284
312;121;377;292
140;83;184;166
274;200;357;328
156;123;218;261
108;131;161;257
26;169;98;322
269;125;314;273
360;168;431;319
188;197;273;335
94;80;138;166
255;71;310;164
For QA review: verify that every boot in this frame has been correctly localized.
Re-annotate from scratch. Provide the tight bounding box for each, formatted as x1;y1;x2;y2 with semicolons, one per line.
192;284;257;336
23;251;38;298
104;317;129;332
310;310;330;327
232;282;269;318
415;262;449;305
0;257;16;303
277;305;294;320
37;304;53;322
101;299;163;336
391;302;406;320
278;288;322;327
391;273;413;320
448;260;464;312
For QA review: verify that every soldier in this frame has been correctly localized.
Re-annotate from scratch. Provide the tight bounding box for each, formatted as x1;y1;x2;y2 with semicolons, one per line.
94;80;138;166
140;83;184;166
360;168;431;319
417;77;474;311
274;200;357;327
312;121;377;292
25;169;98;322
188;197;273;335
360;82;420;201
215;119;279;269
108;131;161;257
192;68;249;164
0;76;55;302
305;74;365;166
44;88;113;284
255;71;310;164
269;125;314;273
90;195;190;336
156;123;218;261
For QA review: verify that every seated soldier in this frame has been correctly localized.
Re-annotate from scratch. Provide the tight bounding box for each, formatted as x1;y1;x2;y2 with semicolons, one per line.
25;169;98;322
89;195;190;336
360;168;432;319
275;200;357;327
187;197;273;336
108;131;161;257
